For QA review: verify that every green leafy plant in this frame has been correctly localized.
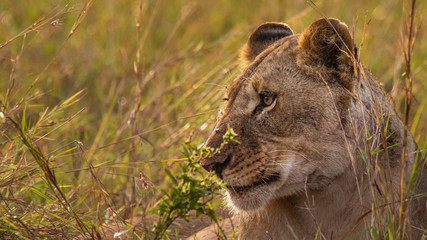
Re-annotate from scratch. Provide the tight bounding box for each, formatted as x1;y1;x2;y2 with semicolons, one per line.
151;126;239;239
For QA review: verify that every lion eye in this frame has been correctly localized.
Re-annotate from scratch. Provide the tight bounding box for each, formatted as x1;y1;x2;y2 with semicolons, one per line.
253;94;276;115
262;95;275;106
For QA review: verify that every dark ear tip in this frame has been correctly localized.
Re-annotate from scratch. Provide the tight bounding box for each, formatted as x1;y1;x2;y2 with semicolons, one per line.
241;22;293;65
249;23;293;42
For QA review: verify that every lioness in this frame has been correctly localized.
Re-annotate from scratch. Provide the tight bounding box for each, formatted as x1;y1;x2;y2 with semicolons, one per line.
200;18;427;239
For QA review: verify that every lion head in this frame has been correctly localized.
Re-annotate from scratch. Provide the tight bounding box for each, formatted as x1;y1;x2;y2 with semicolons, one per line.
202;18;362;210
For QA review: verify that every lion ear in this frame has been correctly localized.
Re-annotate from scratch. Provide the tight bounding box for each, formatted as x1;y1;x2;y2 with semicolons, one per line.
298;18;356;90
241;22;293;65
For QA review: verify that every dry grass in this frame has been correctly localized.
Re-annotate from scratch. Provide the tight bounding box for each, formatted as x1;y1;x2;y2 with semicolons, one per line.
0;0;426;239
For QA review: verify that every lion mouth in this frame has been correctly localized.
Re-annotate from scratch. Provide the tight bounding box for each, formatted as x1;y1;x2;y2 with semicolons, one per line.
226;173;280;192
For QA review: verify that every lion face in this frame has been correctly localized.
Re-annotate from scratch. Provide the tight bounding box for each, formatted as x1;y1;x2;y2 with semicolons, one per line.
202;19;358;210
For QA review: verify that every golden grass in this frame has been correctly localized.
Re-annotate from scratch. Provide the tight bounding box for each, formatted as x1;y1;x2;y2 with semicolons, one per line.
0;0;425;239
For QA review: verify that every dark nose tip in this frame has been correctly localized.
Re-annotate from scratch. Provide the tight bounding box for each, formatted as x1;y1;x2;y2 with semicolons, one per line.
202;154;232;180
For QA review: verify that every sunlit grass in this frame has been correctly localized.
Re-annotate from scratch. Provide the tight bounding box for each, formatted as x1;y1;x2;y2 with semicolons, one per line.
0;0;425;239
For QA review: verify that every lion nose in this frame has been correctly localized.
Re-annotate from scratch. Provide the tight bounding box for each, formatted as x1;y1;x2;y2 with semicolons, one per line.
201;154;232;180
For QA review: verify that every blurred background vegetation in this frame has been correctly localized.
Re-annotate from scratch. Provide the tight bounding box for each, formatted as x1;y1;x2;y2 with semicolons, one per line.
0;0;425;238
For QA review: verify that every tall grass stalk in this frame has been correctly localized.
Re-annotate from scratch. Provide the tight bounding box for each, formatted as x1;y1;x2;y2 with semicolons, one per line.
398;0;417;238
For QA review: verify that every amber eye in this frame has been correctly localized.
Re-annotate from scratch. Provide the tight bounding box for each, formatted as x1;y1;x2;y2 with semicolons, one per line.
262;96;275;106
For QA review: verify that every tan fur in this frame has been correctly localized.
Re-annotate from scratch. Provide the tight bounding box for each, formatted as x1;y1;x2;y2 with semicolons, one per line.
201;18;427;239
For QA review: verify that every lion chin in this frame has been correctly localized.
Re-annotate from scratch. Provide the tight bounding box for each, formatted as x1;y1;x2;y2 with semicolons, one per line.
200;17;426;240
224;174;281;211
224;156;298;211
